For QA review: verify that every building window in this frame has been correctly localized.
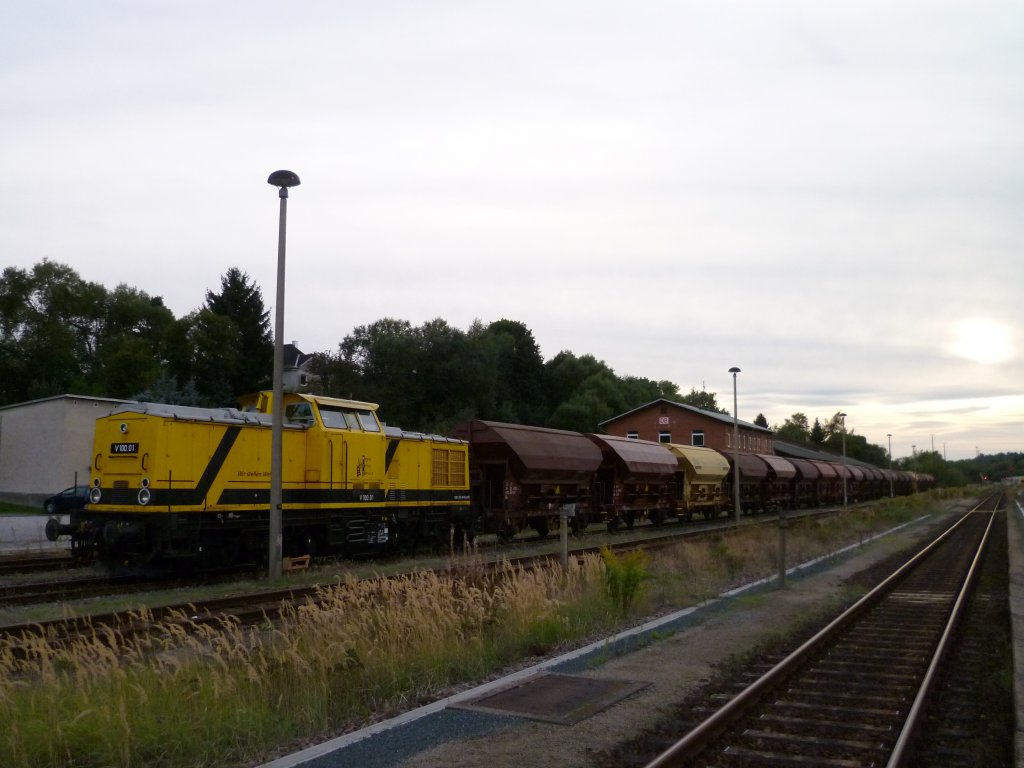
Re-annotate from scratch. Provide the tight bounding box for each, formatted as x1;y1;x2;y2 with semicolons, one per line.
691;430;704;447
627;431;639;440
658;431;671;443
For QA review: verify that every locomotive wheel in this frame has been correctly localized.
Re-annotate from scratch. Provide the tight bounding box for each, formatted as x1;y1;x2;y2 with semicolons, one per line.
392;521;420;555
286;528;319;558
450;522;476;552
70;526;99;565
531;519;549;539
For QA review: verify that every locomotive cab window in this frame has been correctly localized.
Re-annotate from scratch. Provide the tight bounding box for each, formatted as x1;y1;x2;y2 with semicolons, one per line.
355;409;381;432
318;405;348;429
318;404;381;432
286;403;314;426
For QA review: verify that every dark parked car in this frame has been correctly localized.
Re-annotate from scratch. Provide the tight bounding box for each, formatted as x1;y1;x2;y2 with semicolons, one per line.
43;485;89;515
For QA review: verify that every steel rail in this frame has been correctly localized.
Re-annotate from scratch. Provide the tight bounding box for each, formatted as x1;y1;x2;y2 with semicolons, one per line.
0;553;74;575
642;496;995;768
885;507;995;767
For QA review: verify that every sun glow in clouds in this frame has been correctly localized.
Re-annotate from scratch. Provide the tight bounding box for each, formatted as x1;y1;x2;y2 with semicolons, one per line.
950;317;1014;364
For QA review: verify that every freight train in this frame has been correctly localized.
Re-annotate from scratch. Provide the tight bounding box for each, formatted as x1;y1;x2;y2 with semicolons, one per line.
451;419;931;540
46;395;931;571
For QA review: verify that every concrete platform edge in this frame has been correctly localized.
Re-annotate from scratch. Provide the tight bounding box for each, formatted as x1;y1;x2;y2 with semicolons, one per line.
1007;497;1024;768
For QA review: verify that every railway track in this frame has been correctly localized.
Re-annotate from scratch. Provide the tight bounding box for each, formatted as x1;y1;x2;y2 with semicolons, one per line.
0;575;156;607
0;552;74;576
0;528;698;650
0;504;839;612
0;502;845;656
636;493;1002;768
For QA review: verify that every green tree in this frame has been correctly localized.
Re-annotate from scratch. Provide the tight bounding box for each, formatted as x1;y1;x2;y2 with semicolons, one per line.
547;369;620;431
543;352;613;414
912;450;968;486
93;286;175;398
204;268;273;397
774;413;811;444
340;318;420;425
305;350;362;400
678;388;727;414
479;319;547;424
0;260;107;403
189;309;243;406
319;315;690;434
619;376;680;408
133;372;200;406
412;318;480;432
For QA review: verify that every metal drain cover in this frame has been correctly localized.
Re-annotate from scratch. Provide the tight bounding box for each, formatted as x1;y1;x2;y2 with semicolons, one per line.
454;673;650;725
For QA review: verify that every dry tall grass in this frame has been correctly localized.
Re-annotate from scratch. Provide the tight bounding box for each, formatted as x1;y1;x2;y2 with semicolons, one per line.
0;493;952;768
0;556;610;767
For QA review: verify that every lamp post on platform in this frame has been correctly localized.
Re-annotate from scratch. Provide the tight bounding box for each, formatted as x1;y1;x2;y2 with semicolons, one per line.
729;367;741;523
839;412;848;508
267;169;300;579
887;433;894;497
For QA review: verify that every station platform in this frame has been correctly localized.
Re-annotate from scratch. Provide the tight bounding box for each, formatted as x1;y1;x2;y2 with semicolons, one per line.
0;514;66;554
1008;496;1024;767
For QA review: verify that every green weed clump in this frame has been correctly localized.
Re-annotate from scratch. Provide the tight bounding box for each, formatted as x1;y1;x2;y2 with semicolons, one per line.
600;547;649;613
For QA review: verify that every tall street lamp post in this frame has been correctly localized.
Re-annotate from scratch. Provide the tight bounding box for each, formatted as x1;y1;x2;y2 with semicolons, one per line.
267;170;301;579
887;433;894;497
729;367;741;523
839;412;847;508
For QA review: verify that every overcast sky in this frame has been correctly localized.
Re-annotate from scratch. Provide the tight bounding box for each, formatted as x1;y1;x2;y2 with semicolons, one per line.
3;1;1021;462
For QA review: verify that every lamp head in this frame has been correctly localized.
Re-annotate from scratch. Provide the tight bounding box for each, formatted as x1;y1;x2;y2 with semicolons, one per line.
267;170;301;188
728;366;740;374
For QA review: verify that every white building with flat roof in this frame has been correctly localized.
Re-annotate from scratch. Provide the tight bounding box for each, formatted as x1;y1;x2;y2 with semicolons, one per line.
0;395;128;506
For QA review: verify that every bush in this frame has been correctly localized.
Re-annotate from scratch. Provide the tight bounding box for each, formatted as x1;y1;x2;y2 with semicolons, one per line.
600;547;649;613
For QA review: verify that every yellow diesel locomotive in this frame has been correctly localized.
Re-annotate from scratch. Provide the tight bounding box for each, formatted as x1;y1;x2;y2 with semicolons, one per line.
51;392;471;570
